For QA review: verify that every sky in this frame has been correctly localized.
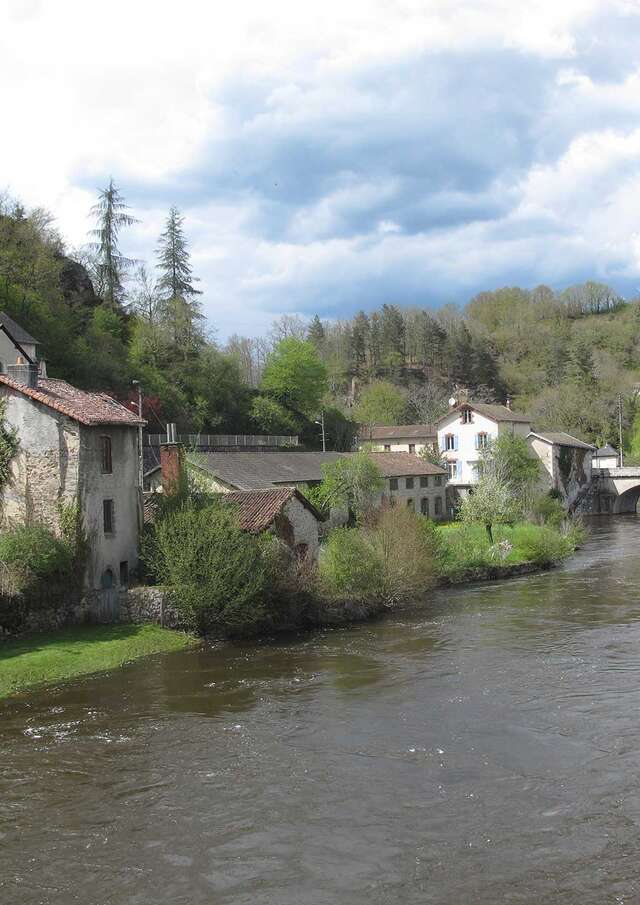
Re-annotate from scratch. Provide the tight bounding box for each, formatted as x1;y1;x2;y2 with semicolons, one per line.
2;0;640;339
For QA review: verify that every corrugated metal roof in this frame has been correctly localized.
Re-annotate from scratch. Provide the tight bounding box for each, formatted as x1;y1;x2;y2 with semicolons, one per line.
188;450;445;490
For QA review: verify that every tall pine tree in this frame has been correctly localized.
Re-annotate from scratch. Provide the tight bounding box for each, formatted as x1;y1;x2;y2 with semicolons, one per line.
90;178;137;308
156;206;204;358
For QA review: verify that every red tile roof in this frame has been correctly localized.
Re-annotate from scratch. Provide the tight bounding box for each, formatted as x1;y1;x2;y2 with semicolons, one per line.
0;376;144;426
222;487;323;533
367;452;446;476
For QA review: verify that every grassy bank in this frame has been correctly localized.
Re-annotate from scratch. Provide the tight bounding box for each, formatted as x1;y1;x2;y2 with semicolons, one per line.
435;521;583;582
0;624;196;699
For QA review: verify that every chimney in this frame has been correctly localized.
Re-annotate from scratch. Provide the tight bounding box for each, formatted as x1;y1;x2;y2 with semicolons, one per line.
7;356;38;388
160;423;183;495
505;396;512;410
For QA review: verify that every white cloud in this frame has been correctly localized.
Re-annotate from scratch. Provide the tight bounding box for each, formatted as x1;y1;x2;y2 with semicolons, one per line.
2;0;640;335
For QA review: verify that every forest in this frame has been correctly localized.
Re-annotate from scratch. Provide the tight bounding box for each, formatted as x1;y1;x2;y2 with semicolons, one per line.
1;183;640;453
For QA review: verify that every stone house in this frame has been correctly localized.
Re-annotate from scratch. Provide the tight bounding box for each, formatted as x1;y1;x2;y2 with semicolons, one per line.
358;424;437;456
527;431;596;509
221;488;323;558
178;449;448;522
0;368;144;590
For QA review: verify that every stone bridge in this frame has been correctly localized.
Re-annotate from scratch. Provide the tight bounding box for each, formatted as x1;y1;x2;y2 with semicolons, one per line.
592;467;640;514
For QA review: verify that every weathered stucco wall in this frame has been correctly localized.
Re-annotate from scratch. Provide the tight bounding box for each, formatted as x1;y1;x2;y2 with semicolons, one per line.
0;388;81;530
282;497;320;556
79;425;140;589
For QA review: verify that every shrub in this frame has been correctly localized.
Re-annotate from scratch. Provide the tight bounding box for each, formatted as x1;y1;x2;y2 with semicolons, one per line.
0;524;73;592
147;501;267;633
318;527;384;601
509;524;572;565
531;494;567;529
368;507;436;603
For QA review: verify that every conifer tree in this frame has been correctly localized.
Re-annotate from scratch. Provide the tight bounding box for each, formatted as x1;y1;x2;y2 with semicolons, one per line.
156;206;204;357
90;178;137;308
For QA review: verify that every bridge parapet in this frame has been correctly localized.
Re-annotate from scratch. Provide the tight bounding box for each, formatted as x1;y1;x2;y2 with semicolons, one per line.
593;467;640;478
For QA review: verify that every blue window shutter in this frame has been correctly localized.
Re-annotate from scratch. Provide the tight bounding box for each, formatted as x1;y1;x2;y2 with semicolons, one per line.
439;435;445;452
474;433;479;450
454;434;459;451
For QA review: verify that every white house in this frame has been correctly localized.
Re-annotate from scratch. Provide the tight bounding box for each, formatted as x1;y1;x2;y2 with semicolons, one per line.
0;366;144;590
592;444;619;469
528;431;596;509
359;424;437;456
0;313;38;373
436;401;532;488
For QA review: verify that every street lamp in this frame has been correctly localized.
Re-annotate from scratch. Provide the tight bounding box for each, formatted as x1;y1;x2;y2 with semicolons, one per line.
314;410;326;452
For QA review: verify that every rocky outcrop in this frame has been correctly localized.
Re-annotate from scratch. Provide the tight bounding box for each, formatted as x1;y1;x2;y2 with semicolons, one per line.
57;256;100;309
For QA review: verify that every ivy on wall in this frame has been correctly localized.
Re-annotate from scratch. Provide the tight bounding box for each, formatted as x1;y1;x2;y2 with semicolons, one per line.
0;399;19;494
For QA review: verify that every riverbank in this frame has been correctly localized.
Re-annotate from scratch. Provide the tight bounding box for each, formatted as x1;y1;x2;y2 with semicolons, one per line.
0;624;196;699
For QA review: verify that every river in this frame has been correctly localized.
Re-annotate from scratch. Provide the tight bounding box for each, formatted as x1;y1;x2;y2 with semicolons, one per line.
2;516;640;904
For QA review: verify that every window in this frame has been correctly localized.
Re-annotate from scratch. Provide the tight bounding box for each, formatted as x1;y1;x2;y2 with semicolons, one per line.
447;461;458;480
473;460;485;477
444;433;457;451
406;498;415;510
420;476;429;488
461;409;473;424
119;561;129;587
405;477;414;489
103;499;115;534
408;443;415;454
101;568;114;590
434;475;442;487
384;444;391;452
420;497;429;516
389;478;398;491
434;497;443;516
100;435;112;474
475;432;489;450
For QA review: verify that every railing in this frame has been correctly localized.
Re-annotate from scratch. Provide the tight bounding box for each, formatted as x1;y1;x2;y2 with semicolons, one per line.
144;433;299;448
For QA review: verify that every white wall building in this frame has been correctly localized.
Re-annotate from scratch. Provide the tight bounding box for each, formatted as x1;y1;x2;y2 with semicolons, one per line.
592;444;619;469
436;401;531;488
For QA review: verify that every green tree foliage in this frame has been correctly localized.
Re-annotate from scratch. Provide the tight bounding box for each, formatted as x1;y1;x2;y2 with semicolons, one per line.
459;472;517;544
156;206;204;358
314;452;384;519
354;380;408;425
318;526;385;601
148;501;267;633
0;524;74;593
89;179;138;308
260;338;328;417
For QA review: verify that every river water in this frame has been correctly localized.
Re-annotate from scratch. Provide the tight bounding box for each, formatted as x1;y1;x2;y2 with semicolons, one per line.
3;517;640;904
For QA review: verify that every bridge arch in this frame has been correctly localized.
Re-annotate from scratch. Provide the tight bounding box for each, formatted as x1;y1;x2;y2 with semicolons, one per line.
613;485;640;514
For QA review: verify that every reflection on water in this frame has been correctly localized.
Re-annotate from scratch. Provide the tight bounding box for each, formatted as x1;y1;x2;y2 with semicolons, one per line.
2;517;640;904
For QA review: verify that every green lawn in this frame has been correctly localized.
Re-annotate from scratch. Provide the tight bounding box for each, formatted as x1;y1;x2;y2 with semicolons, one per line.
0;624;196;699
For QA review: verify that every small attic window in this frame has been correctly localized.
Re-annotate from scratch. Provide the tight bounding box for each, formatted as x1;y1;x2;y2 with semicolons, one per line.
461;409;473;424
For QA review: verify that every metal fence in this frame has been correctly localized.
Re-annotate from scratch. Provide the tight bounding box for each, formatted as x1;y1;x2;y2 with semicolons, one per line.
145;434;299;448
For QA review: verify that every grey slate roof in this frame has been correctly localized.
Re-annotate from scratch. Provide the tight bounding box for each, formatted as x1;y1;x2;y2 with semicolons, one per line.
188;450;445;490
436;401;531;425
595;444;618;456
360;423;437;441
0;312;38;345
529;431;595;450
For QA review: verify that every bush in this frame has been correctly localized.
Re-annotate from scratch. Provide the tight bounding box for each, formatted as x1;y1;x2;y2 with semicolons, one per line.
509;523;573;565
0;524;74;591
368;507;436;603
532;493;567;529
319;507;436;604
147;501;267;633
319;527;384;601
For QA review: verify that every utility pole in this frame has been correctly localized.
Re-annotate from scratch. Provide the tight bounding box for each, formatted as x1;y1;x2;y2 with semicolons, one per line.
132;380;144;489
618;393;624;467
